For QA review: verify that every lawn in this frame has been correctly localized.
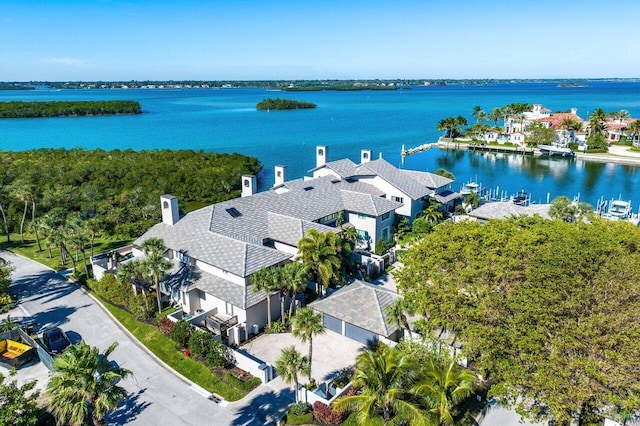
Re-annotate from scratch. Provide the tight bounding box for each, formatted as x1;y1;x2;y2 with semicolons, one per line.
0;232;132;272
101;299;248;401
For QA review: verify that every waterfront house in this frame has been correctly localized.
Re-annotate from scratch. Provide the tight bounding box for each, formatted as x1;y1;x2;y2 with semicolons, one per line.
93;146;454;345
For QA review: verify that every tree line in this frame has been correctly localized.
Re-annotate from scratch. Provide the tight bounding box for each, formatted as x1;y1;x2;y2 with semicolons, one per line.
0;100;141;118
0;148;261;272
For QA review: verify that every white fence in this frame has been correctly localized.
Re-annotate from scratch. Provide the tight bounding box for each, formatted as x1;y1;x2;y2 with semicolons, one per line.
296;381;352;406
230;347;274;384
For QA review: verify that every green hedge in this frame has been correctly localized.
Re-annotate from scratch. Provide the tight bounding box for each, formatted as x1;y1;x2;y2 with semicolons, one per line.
285;412;314;425
224;374;261;391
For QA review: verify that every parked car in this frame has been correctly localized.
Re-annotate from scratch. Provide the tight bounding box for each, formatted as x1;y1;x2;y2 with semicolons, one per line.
42;327;72;355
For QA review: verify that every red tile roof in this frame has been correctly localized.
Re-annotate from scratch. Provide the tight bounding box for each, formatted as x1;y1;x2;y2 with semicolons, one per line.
533;113;584;130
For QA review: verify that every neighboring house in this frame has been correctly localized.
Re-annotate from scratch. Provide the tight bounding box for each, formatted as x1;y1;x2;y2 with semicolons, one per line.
500;105;585;146
93;146;455;345
468;201;551;223
309;280;401;345
311;146;458;219
604;118;638;143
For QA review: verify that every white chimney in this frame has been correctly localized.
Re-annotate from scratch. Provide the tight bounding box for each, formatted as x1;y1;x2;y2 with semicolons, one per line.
274;165;287;187
378;152;383;159
316;145;328;168
161;195;179;226
241;175;256;198
571;107;577;115
361;149;372;164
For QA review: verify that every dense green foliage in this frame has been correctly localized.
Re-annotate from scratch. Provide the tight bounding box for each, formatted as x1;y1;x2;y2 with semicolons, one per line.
0;372;41;426
169;319;192;348
188;330;233;368
46;342;131;426
0;82;34;90
0;148;261;242
395;217;640;424
256;98;316;110
525;122;557;146
0;100;141;118
0;257;14;312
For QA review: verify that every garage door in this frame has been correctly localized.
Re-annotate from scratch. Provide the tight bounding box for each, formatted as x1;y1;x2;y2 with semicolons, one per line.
345;323;378;345
323;314;342;334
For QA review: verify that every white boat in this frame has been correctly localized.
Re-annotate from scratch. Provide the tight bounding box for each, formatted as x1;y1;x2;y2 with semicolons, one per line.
603;199;632;220
460;181;482;196
537;144;575;157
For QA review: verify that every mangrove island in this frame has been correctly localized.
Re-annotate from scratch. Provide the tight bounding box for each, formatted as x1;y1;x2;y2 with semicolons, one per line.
256;98;316;111
0;100;142;118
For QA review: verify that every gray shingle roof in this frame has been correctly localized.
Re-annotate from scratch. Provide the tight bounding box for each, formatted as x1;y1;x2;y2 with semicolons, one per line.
267;212;337;246
309;280;399;337
308;158;358;177
185;268;267;309
355;159;432;200
340;190;402;216
468;201;551;221
433;189;462;204
400;170;453;190
135;206;292;277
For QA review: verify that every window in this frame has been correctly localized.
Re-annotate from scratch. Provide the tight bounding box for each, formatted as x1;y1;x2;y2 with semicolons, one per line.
381;212;390;221
363;152;369;159
356;229;369;241
198;290;206;300
318;148;324;156
226;302;234;316
163;201;169;209
178;251;191;266
319;212;338;225
244;179;250;187
358;213;367;219
391;195;404;203
381;227;389;241
226;207;242;218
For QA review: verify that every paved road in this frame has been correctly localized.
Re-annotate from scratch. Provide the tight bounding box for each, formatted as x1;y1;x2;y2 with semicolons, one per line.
1;250;289;425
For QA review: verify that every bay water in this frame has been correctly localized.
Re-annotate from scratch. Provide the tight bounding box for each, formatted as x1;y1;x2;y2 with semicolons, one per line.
2;81;640;207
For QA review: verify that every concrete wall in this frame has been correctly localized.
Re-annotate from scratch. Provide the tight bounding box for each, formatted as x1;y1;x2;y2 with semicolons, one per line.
231;348;273;383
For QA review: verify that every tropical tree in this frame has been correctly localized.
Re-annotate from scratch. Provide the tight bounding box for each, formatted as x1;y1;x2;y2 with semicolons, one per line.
117;259;148;295
412;354;476;425
140;237;171;313
436;117;460;139
251;266;278;329
627;120;640;146
0;186;9;243
46;341;131;426
10;182;32;245
283;262;309;322
290;307;325;382
0;372;40;426
422;201;443;224
384;298;415;340
296;229;342;296
559;117;582;131
471;106;484;124
275;346;309;402
463;191;481;210
589;108;608;135
455;116;468;135
489;108;501;128
612;109;630;125
334;345;426;426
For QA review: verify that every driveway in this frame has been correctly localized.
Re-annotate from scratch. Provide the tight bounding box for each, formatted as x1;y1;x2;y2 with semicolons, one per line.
239;330;365;384
1;251;240;425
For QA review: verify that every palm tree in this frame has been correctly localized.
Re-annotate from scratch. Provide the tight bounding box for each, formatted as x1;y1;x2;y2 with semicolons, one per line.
411;354;476;425
334;345;425;426
251;266;278;329
290;307;325;382
140;237;171;313
283;262;309;322
559;117;582;132
489;108;501;128
46;342;131;426
612;109;630;125
627;120;640;146
463;191;481;210
275;346;309;402
384;298;414;340
10;183;31;245
589;108;608;135
471;106;484;124
296;229;341;296
422;201;443;224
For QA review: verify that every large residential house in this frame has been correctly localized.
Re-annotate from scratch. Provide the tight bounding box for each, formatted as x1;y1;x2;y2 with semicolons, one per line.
500;105;586;148
92;146;456;345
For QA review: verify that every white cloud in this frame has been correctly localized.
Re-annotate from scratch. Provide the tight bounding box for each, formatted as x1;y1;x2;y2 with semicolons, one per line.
45;57;89;67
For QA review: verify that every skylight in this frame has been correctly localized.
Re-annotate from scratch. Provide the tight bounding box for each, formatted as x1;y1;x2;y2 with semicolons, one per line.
303;186;314;191
226;207;242;218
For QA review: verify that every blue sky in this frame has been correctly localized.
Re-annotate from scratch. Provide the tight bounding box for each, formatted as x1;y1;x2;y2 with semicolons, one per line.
2;0;639;81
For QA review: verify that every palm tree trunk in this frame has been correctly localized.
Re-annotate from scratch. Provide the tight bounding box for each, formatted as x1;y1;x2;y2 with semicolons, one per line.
266;291;272;329
308;336;313;381
20;200;27;244
155;276;163;313
288;289;297;322
81;249;90;278
31;199;42;251
0;202;9;242
280;292;286;325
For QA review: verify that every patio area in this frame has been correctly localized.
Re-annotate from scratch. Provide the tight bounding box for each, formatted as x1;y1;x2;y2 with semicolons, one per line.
239;329;366;383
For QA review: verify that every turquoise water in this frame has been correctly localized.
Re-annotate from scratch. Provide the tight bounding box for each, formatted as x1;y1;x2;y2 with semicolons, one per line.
2;82;640;206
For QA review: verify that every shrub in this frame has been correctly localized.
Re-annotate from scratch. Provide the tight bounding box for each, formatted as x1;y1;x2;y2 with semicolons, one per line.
267;320;285;334
128;293;157;320
94;273;131;307
291;401;311;416
313;401;343;425
169;319;192;348
187;330;233;368
0;293;12;307
287;411;314;425
158;317;175;335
